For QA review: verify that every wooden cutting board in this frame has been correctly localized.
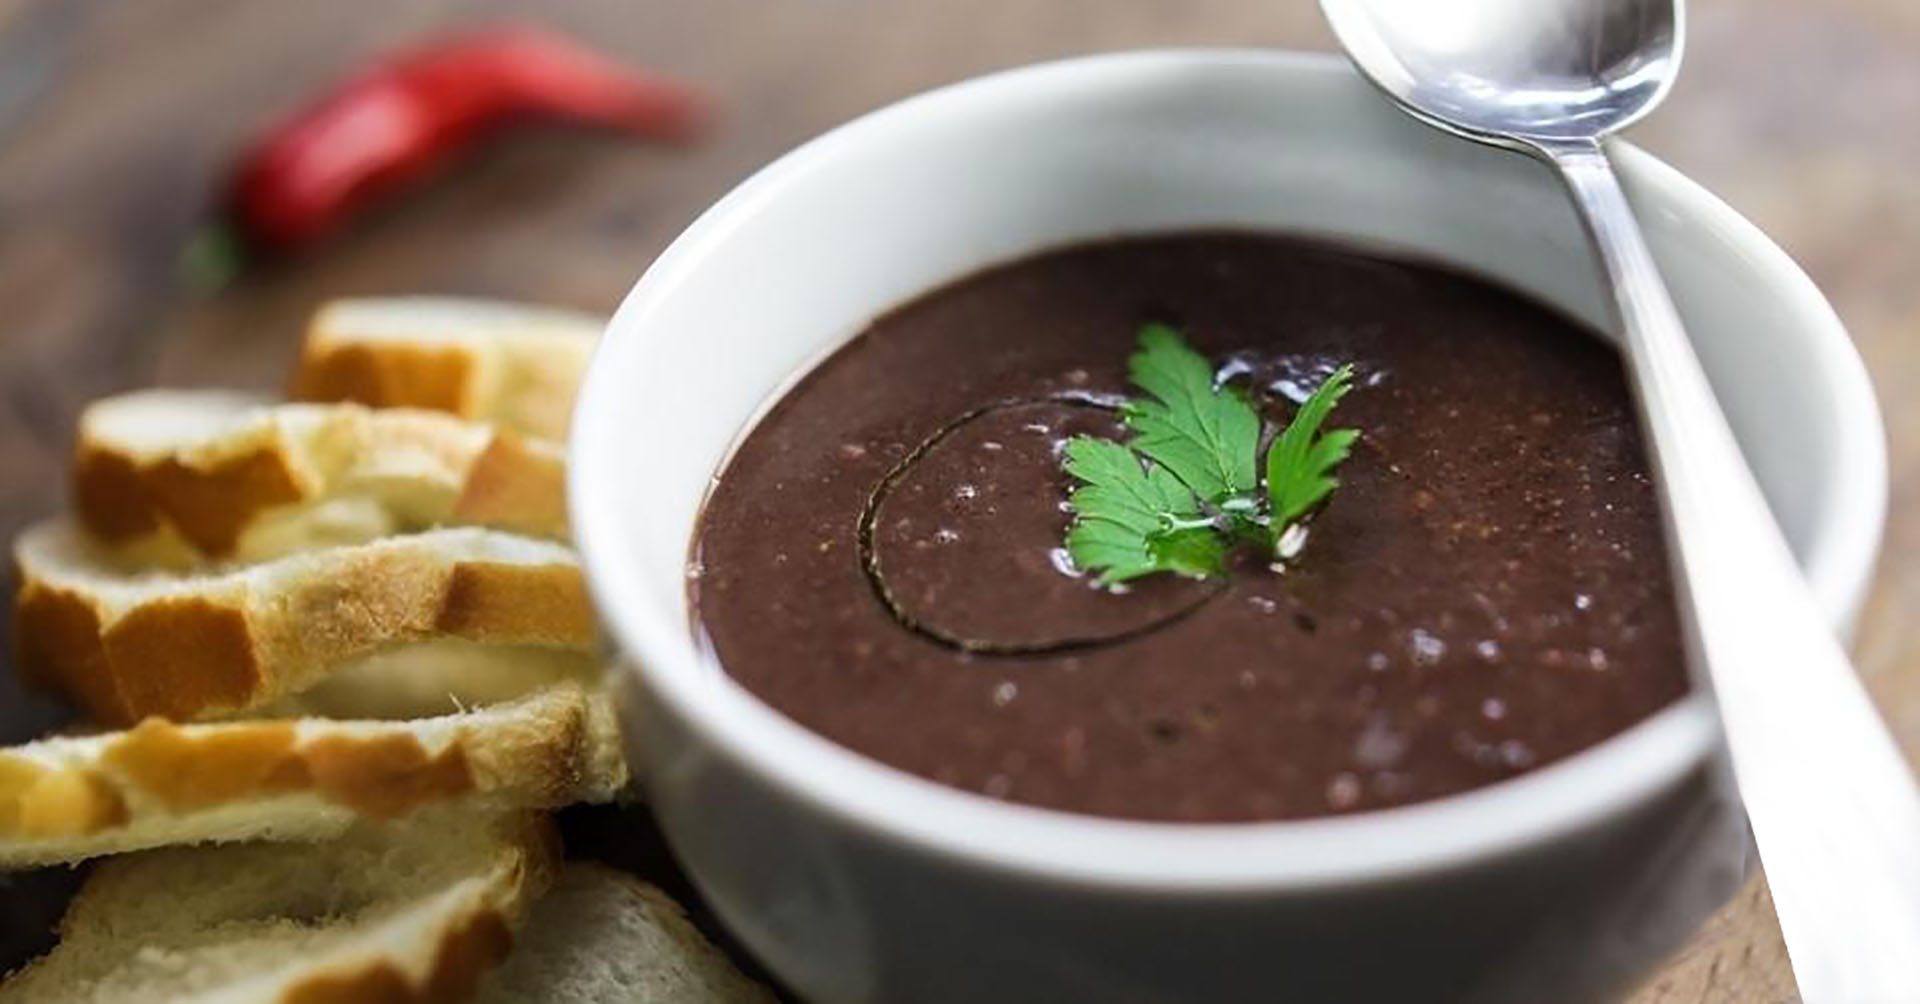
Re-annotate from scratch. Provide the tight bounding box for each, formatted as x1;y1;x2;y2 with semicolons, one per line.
4;2;1916;1000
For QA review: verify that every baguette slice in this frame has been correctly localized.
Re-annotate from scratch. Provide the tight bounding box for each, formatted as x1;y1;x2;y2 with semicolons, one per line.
0;671;624;869
0;810;558;1003
478;864;777;1004
74;389;568;564
290;297;602;440
12;522;595;726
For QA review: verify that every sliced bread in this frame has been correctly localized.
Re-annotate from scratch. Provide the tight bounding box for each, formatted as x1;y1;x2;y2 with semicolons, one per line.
74;389;569;564
0;810;558;1003
477;864;777;1004
0;668;624;868
12;522;595;725
289;297;602;441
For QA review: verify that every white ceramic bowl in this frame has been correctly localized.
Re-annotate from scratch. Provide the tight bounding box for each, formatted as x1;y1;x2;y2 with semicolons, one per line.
571;51;1886;1003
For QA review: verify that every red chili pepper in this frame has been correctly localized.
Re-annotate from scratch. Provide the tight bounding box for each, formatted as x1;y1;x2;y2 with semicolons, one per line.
190;26;704;282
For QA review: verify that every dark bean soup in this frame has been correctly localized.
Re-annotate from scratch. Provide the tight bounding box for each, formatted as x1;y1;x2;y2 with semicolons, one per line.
689;233;1688;823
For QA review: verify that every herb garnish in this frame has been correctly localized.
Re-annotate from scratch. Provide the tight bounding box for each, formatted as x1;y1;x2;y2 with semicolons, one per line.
1121;324;1262;505
1063;437;1226;583
1062;325;1357;584
1265;360;1359;534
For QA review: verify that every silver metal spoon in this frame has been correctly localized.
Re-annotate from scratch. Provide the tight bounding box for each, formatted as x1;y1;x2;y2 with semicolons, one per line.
1320;1;1920;999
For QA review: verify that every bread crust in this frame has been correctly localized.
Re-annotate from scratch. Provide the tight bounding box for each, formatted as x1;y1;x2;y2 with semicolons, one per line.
455;431;570;536
263;813;561;1004
288;297;600;441
77;442;309;557
0;756;127;840
12;524;596;725
72;393;568;562
290;343;477;428
281;910;514;1004
0;684;619;867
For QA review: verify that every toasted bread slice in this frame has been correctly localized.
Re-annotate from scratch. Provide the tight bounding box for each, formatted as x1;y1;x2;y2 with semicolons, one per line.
0;658;624;868
290;297;601;440
0;810;558;1003
12;522;595;726
478;864;776;1004
74;390;568;564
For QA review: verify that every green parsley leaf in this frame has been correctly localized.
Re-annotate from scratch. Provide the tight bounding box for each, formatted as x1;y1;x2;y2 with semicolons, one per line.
1265;364;1359;538
1121;323;1262;504
1062;436;1220;584
1059;328;1360;585
1146;525;1228;579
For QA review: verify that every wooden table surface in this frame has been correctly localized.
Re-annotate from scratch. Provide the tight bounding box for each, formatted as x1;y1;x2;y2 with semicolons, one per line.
2;2;1915;1000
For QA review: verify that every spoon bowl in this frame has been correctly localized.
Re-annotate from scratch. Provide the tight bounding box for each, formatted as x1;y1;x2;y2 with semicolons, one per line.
1323;0;1682;145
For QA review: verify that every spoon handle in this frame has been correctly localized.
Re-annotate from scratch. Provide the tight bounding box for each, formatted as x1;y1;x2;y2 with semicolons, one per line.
1542;137;1920;1003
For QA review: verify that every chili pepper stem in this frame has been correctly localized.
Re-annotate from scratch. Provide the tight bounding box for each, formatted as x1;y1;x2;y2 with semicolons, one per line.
180;222;250;293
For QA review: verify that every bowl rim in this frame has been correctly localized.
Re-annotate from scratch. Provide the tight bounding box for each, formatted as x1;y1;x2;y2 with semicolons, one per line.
571;49;1888;892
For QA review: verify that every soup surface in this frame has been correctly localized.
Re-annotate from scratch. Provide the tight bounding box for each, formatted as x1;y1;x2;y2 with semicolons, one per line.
690;233;1688;822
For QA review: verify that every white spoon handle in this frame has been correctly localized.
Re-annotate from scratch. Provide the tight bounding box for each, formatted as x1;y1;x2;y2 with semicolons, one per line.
1542;137;1920;1004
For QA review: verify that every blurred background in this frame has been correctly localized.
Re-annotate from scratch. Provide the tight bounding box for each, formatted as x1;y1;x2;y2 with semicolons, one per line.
0;1;1913;1000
